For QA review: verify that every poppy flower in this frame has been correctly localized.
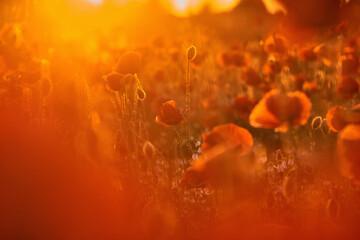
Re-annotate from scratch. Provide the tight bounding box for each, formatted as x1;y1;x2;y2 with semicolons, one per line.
249;90;312;132
335;75;359;99
263;34;287;54
340;54;358;76
201;123;253;156
116;51;141;75
241;68;263;86
326;105;360;132
231;52;250;68
303;81;319;96
155;100;186;127
313;43;332;67
233;95;257;120
181;145;256;188
337;124;360;184
262;55;282;79
293;73;305;90
299;46;318;62
217;51;233;67
217;51;249;69
104;72;126;92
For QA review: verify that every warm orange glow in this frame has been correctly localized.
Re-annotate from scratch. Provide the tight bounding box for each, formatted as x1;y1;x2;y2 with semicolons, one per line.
2;0;360;239
162;0;240;16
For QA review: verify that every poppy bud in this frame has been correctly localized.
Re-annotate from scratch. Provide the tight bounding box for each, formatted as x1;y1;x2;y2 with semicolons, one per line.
311;116;322;131
326;104;360;132
186;45;197;62
142;141;156;160
136;87;146;101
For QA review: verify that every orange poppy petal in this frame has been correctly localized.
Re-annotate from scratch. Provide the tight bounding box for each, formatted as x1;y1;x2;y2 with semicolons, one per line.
249;91;280;130
326;106;348;132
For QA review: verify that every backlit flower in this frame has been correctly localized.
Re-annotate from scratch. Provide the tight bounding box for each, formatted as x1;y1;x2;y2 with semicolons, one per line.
116;51;141;74
326;104;360;132
201;123;253;156
249;90;312;132
156;100;186;127
337;124;360;184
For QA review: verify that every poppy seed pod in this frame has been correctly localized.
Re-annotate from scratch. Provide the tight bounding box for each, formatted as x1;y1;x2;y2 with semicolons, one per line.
136;87;146;101
186;46;197;62
311;116;322;131
264;34;287;54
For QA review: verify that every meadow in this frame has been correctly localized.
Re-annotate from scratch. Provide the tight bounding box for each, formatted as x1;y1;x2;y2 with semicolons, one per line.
1;0;360;239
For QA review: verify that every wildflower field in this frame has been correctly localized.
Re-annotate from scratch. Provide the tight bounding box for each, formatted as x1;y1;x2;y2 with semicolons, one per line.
1;0;360;239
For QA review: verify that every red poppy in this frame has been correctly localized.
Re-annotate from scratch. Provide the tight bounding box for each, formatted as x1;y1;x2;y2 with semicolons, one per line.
155;100;186;127
303;81;319;96
116;51;141;75
337;124;360;184
217;51;233;67
299;46;318;62
340;54;359;76
335;75;359;99
249;90;312;132
233;95;257;120
201;123;253;156
242;68;263;86
217;51;249;69
181;148;256;188
293;73;305;90
263;34;287;54
104;72;126;92
326;105;360;132
262;55;282;80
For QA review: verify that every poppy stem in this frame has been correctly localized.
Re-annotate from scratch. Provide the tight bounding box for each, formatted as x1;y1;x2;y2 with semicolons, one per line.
173;126;187;172
185;59;193;154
